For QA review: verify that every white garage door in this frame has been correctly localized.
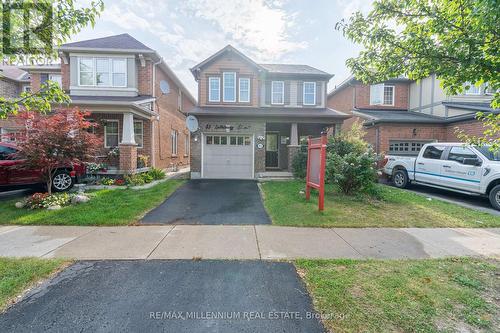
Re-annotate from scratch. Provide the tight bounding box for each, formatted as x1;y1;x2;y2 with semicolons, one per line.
203;134;253;179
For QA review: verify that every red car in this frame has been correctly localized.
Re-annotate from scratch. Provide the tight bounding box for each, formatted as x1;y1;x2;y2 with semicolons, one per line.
0;142;85;192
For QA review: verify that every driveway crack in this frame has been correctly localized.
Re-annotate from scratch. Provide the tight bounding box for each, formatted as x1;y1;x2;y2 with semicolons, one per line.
146;226;176;259
253;225;262;260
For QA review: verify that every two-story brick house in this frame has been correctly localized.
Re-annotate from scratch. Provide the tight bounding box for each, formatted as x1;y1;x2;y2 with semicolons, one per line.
24;34;196;173
328;75;497;156
188;45;349;179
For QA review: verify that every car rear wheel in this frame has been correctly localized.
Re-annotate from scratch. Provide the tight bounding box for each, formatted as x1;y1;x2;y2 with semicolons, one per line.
52;171;74;192
393;169;409;189
488;185;500;211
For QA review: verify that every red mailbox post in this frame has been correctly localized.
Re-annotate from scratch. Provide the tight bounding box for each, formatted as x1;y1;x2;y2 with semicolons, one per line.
305;132;327;211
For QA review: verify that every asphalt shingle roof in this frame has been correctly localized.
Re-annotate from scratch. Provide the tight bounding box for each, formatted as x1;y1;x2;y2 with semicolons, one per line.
189;106;349;119
259;64;331;76
355;110;447;124
61;33;153;51
0;65;30;82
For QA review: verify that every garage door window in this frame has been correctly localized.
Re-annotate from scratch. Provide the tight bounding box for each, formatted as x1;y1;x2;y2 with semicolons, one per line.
206;135;250;146
389;140;430;156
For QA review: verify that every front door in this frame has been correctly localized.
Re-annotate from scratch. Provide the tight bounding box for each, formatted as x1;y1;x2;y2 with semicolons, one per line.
266;133;279;168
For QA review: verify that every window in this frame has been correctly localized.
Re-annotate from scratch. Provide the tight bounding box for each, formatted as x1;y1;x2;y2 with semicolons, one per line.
370;84;394;105
208;77;220;102
79;57;94;86
223;72;236;102
78;57;127;87
239;78;250;103
22;85;31;92
104;120;119;148
303;82;316;105
422;145;445;159
171;130;178;155
185;134;189;156
134;121;143;148
448;147;477;164
464;82;481;95
271;81;284;104
48;74;61;87
389;140;429;156
206;135;250;146
178;90;183;111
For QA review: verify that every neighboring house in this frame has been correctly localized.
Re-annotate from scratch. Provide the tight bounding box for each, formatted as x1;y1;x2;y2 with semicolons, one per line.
328;75;497;156
188;45;349;179
23;34;196;173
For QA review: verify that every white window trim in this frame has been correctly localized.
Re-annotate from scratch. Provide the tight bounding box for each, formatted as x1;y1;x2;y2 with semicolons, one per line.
171;130;178;156
208;77;220;102
184;133;189;156
303;82;316;105
271;81;285;105
78;57;127;88
104;119;120;148
239;77;250;103
134;120;144;149
222;72;236;102
383;85;395;106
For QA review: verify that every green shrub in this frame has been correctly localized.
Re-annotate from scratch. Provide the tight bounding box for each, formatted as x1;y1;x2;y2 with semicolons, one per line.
291;148;308;179
124;174;145;186
147;167;166;180
141;173;153;184
100;177;115;186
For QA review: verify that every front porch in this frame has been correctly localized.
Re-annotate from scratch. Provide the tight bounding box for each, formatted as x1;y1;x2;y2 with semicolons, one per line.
264;122;340;172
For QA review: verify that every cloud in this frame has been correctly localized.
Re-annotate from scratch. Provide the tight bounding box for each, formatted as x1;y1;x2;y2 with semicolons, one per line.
337;0;374;20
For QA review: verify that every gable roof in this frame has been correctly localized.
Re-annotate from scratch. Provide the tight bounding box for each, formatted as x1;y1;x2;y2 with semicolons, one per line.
328;75;412;97
0;65;30;82
60;33;154;52
259;64;331;77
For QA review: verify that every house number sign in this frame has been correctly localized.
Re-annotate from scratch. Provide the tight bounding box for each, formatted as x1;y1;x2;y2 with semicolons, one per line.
205;123;252;131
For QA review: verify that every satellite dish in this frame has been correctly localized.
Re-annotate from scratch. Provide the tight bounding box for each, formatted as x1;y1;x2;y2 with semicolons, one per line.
159;80;170;94
186;115;199;133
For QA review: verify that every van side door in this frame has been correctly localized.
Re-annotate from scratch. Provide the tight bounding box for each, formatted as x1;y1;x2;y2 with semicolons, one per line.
442;146;482;193
415;145;446;186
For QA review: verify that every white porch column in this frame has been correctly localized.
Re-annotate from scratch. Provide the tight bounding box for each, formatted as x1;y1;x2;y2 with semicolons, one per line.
290;123;298;146
121;112;136;145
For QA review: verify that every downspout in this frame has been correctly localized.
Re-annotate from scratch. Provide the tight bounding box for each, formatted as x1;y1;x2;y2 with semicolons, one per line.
151;57;163;168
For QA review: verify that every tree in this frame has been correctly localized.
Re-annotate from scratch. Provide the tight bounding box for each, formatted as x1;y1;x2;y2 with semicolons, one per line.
0;0;104;118
336;0;499;108
15;108;101;194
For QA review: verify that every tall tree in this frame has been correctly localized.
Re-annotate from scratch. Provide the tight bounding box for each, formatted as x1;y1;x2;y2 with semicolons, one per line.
336;0;499;107
15;108;101;194
0;0;104;118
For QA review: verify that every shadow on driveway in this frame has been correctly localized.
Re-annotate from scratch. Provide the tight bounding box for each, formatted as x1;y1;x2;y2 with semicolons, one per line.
0;260;325;333
141;179;271;225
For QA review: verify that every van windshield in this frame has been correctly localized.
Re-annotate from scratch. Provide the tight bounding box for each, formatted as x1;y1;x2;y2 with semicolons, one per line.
477;146;500;161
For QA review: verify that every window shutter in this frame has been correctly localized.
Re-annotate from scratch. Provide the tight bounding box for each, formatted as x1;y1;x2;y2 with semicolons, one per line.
284;81;291;105
40;73;48;85
265;81;271;105
316;81;322;106
297;81;303;105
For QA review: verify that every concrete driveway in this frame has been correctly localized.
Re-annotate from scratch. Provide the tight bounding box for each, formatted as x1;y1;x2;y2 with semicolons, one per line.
141;180;271;225
0;260;324;333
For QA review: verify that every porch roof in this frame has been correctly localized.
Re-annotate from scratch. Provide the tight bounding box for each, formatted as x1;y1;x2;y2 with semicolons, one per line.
68;95;157;118
188;106;350;121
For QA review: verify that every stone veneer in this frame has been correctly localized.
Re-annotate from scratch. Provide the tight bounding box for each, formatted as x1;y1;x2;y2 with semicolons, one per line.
190;117;266;179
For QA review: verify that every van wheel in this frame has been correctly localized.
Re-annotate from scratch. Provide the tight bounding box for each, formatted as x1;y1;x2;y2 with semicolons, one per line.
393;169;409;189
52;171;74;192
489;185;500;211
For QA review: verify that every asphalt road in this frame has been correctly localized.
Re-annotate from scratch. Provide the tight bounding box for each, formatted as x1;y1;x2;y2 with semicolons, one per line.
0;260;325;333
141;180;271;224
382;179;500;216
0;188;34;202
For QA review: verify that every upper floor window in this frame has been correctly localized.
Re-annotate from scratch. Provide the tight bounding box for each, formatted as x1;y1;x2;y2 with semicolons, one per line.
208;77;220;102
370;84;394;105
271;81;284;105
239;78;250;103
464;82;481;95
78;57;127;88
223;72;236;102
303;82;316;105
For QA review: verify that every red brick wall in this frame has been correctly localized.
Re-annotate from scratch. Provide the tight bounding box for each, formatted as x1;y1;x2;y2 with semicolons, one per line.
376;124;447;155
355;83;409;110
61;62;70;91
327;85;356;132
138;60;153;96
30;73;41;92
445;120;487;141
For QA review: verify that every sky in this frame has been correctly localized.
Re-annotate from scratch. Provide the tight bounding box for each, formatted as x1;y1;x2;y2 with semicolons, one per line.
73;0;374;97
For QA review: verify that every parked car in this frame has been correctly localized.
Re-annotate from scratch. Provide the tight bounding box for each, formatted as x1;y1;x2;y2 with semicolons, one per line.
0;142;85;192
382;142;500;210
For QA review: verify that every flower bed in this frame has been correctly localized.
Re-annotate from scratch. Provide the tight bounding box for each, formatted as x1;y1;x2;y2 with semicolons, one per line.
17;192;90;210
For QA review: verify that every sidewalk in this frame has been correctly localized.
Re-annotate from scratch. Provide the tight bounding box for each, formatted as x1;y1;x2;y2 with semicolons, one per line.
0;225;498;260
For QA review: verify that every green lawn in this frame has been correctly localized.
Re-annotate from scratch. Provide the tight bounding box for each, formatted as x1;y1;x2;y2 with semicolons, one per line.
0;180;185;226
260;181;500;227
296;258;499;333
0;257;69;311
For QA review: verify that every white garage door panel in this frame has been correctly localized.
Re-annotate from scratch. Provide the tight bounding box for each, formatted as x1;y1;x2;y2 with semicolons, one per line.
203;135;253;179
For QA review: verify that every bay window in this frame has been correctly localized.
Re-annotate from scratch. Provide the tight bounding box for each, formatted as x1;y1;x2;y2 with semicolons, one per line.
223;72;236;102
78;57;127;87
271;81;284;105
303;82;316;105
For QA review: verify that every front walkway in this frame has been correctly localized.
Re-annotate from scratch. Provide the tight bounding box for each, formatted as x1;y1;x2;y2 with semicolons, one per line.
0;225;498;260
